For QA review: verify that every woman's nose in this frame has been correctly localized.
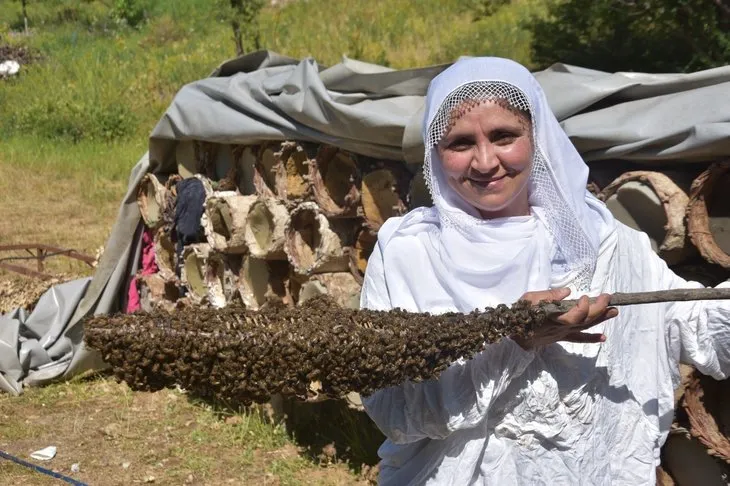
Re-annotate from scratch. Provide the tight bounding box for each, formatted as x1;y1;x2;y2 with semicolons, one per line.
471;142;499;172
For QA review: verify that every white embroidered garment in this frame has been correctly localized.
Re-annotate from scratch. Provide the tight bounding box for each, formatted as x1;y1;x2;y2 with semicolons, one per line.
360;57;730;485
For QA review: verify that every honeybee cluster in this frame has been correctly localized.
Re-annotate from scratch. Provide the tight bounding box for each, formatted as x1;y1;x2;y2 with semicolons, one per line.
83;296;547;405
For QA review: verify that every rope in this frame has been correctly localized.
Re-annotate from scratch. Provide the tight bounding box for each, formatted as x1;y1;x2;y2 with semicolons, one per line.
0;449;88;485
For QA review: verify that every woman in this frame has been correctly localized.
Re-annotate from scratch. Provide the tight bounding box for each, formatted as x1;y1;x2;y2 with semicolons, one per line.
360;57;730;485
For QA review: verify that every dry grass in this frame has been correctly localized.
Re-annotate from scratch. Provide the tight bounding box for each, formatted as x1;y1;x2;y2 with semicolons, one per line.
0;161;122;279
0;158;376;485
0;375;368;485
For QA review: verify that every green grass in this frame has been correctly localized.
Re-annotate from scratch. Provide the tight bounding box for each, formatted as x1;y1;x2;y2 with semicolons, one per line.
0;0;545;198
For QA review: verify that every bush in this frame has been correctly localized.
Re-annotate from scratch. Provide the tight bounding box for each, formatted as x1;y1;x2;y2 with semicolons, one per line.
112;0;147;28
8;98;137;143
3;0;115;32
528;0;730;72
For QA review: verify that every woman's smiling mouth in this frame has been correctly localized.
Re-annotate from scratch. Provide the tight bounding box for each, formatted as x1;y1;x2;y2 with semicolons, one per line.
464;174;507;190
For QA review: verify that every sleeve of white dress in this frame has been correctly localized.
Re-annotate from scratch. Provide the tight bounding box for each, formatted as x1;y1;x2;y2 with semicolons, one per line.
655;251;730;380
360;242;537;445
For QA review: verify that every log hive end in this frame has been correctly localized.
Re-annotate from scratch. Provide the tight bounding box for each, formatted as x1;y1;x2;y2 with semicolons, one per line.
688;163;730;269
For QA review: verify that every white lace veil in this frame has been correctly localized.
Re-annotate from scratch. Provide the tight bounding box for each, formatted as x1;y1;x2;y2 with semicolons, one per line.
422;57;615;292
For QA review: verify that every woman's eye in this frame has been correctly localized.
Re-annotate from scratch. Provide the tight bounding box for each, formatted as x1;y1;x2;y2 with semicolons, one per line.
493;132;518;144
447;139;473;151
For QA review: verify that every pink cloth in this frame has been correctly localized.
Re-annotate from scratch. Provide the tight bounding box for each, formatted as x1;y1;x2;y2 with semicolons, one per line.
126;228;160;313
126;277;141;313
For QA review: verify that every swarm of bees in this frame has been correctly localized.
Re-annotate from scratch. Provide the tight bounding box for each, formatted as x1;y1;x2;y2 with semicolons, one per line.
83;296;546;405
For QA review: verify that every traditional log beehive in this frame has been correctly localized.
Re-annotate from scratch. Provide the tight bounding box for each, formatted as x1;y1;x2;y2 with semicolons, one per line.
124;141;730;485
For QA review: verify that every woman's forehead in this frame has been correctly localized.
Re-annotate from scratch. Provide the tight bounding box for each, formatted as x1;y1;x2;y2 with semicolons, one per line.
443;98;531;137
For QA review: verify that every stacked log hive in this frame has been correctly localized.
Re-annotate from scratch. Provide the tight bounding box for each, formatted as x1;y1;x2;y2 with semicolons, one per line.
136;140;422;313
592;161;730;483
131;145;730;482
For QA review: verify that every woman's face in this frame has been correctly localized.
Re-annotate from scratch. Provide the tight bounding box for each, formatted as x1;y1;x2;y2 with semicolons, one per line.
437;100;533;219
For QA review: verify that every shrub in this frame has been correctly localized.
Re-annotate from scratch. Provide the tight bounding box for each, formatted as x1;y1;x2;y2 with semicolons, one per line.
9;98;137;143
528;0;730;72
113;0;147;28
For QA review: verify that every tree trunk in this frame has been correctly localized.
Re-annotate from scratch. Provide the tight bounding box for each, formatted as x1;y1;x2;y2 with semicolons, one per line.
231;20;244;56
22;0;29;34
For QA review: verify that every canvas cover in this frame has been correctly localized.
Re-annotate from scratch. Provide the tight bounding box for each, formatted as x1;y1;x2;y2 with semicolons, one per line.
2;50;730;394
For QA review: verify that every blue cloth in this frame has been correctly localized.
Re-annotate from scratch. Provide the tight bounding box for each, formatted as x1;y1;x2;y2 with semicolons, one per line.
173;178;207;292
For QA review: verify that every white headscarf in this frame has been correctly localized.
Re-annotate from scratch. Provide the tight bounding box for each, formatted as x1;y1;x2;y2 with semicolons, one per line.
375;57;615;312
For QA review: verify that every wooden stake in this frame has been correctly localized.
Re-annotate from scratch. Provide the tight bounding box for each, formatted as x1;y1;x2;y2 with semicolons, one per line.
543;288;730;315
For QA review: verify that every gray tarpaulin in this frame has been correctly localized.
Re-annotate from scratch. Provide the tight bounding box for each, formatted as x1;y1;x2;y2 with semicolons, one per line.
2;50;730;394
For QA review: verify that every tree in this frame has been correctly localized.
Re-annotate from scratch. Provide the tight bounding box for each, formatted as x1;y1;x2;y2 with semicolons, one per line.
528;0;730;73
219;0;265;57
20;0;29;33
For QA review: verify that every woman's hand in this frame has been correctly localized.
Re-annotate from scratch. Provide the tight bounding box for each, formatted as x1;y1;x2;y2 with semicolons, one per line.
512;288;618;350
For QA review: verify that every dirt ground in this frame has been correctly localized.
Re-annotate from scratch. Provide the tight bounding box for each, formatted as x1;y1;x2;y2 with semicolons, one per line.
0;376;373;485
0;160;377;485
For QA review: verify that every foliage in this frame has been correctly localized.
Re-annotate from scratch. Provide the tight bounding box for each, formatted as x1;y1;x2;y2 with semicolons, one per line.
2;0;116;32
0;0;540;180
217;0;265;56
466;0;513;21
528;0;730;72
112;0;147;28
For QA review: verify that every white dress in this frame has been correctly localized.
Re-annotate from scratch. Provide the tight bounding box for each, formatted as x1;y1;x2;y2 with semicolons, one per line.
361;218;730;486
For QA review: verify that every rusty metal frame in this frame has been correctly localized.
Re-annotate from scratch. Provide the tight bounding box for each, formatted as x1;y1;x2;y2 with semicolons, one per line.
0;243;95;280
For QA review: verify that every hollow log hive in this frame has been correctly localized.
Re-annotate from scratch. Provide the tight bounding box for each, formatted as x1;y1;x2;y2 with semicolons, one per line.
130;143;730;483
